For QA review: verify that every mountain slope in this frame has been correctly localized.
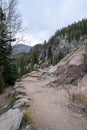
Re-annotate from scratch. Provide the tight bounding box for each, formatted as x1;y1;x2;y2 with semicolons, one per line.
27;19;87;70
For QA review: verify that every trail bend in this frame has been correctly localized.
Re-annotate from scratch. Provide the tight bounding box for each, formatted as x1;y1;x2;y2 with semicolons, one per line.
22;70;87;130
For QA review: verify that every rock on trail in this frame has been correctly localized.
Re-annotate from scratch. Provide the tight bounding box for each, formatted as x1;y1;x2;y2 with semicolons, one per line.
0;108;23;130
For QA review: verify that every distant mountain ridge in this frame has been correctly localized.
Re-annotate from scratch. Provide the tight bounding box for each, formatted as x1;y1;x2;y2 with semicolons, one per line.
12;44;32;55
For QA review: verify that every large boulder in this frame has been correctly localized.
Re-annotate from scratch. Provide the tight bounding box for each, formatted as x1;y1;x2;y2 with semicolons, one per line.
55;46;86;85
0;108;23;130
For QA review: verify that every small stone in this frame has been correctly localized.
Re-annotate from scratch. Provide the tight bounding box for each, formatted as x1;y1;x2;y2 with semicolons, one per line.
15;88;26;96
22;125;33;130
14;82;23;89
65;77;74;84
12;98;30;109
16;78;22;82
15;95;24;99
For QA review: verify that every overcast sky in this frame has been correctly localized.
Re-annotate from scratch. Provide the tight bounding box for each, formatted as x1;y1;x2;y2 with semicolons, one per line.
18;0;87;46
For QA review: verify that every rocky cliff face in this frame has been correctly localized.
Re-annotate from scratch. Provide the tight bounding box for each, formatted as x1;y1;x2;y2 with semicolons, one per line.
29;36;87;71
39;36;84;62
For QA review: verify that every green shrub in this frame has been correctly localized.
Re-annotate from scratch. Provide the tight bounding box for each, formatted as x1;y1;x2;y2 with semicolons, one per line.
58;51;64;62
0;78;5;93
3;59;18;85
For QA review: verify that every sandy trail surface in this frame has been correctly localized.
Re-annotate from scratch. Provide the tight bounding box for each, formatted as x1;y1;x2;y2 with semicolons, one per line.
22;70;87;130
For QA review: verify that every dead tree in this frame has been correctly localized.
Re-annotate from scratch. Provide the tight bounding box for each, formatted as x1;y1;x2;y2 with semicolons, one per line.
0;0;22;44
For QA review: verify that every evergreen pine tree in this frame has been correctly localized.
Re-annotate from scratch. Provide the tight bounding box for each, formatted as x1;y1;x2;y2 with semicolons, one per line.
0;6;18;91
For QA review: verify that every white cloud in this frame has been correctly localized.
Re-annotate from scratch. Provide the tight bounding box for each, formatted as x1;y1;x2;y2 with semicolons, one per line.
37;30;51;42
44;8;51;17
18;0;87;46
16;30;51;46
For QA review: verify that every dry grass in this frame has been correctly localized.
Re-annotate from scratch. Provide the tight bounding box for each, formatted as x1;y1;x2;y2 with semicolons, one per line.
72;93;87;104
19;112;32;130
8;97;17;108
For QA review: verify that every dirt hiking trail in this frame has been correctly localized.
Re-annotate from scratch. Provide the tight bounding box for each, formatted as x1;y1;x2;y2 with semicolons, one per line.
22;70;87;130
